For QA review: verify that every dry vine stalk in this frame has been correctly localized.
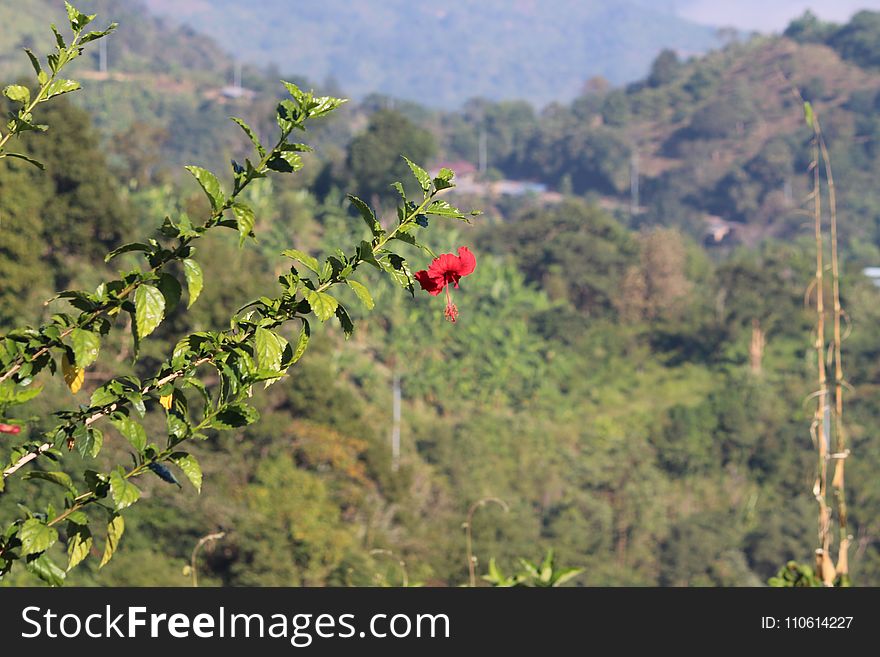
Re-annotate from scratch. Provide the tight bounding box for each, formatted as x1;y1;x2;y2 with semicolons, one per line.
805;101;850;586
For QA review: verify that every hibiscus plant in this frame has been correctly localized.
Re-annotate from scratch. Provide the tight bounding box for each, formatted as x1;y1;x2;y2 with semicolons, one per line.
0;4;478;585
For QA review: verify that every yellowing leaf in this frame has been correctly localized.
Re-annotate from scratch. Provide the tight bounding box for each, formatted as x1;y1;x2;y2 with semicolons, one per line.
159;393;173;411
62;354;84;394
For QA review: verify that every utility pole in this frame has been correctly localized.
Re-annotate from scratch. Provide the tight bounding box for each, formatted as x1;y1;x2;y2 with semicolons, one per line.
391;373;401;472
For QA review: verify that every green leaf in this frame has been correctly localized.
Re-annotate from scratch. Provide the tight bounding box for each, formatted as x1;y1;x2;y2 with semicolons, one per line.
65;2;95;31
346;279;374;310
433;167;455;191
89;384;117;408
282;249;319;273
109;468;140;511
231;117;266;157
170;452;202;493
4;153;44;169
3;84;30;105
77;428;103;459
134;284;165;339
156;273;182;312
212;404;259;429
335;304;354;338
403;156;431;191
99;514;124;568
44;78;81;99
303;289;338;321
804;101;815;129
24;48;42;76
70;328;100;368
110;415;147;453
79;25;117;44
266;150;303;173
255;327;285;373
26;553;66;586
184;166;225;211
23;471;76;493
292;320;310;364
66;523;92;571
232;203;256;246
183;259;203;309
426;199;469;221
347;195;383;236
19;519;58;556
104;242;151;262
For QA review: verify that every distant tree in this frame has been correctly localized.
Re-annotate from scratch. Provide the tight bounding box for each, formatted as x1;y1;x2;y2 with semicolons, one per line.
347;108;436;202
828;11;880;69
647;49;681;88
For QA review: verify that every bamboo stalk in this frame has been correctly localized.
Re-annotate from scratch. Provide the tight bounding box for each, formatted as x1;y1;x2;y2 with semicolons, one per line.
815;119;849;582
808;116;833;585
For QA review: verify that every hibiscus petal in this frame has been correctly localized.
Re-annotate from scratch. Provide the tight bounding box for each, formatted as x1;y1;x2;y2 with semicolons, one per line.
456;246;476;277
414;269;444;295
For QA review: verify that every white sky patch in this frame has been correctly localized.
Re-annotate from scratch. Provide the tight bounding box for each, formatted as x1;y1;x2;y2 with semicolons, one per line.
677;0;880;32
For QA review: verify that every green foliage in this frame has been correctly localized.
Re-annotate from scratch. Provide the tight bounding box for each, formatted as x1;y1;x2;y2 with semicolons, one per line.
483;550;582;587
0;5;477;585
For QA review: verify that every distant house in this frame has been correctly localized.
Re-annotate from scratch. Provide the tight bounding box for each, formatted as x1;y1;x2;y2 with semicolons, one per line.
430;161;477;181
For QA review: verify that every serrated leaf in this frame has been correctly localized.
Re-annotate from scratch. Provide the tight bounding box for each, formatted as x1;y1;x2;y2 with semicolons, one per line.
426;199;469;220
346;279;374;310
231;117;266;156
266;150;303;173
255;327;285;373
26;553;66;586
23;471;76;493
44;78;80;99
156;273;182;311
170;452;202;493
89;384;117;408
134;284;165;339
3;84;30;104
104;242;151;262
281;249;319;273
402;156;431;191
77;428;103;459
184;165;225;211
212;404;259;429
19;519;58;556
348;195;383;236
109;468;140;511
183;259;203;308
24;48;41;76
99;514;124;568
70;328;100;368
110;415;146;453
62;353;84;393
304;289;338;321
66;523;92;571
232;203;256;246
292;320;310;364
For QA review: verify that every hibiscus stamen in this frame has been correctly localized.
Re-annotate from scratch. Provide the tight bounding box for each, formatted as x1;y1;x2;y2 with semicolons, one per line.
444;285;458;323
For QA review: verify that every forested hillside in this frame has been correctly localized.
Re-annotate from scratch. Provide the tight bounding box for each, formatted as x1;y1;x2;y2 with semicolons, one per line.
3;3;880;587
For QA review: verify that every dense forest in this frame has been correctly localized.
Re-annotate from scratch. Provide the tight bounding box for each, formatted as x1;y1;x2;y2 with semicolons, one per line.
3;2;880;586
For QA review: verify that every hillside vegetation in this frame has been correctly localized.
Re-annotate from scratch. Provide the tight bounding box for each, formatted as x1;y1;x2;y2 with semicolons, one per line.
3;4;880;587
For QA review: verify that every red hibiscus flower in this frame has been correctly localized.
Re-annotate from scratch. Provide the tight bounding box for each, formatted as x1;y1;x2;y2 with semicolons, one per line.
0;423;21;435
414;246;476;323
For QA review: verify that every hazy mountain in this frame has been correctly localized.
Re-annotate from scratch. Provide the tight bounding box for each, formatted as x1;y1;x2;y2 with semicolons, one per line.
140;0;722;106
